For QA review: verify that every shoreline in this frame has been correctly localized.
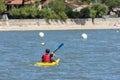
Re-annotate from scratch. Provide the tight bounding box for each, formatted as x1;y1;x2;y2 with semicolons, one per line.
0;25;120;31
0;18;120;31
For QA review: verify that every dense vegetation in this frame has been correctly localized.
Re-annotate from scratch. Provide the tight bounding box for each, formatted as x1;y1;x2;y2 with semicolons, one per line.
0;0;6;14
0;0;120;20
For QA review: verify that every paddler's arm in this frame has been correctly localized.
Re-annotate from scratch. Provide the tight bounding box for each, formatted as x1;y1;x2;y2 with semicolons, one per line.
50;52;55;57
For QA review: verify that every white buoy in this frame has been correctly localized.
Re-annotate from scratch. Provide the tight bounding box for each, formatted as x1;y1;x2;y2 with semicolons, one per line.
41;42;45;46
82;33;87;39
39;32;44;37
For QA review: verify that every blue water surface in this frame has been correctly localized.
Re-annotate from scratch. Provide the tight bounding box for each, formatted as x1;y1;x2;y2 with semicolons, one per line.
0;30;120;80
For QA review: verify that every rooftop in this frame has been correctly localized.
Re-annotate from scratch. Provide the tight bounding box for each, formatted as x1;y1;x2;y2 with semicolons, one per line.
5;0;35;5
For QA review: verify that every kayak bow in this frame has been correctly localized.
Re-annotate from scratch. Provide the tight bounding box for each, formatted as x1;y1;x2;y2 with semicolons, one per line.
36;58;60;67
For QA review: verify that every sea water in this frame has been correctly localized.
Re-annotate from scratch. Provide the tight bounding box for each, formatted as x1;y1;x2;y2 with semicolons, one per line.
0;30;120;80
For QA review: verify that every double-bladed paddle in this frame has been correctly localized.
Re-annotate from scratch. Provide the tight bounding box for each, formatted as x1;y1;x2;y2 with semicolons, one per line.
53;43;64;53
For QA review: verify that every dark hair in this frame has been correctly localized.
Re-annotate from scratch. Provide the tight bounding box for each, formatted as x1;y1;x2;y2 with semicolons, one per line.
46;49;50;53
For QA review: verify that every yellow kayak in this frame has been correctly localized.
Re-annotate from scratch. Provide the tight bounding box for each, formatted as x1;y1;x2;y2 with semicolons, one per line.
36;58;60;67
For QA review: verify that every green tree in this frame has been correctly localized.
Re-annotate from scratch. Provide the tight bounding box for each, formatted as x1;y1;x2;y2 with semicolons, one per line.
90;3;108;17
9;7;20;18
38;8;59;20
0;0;6;14
90;9;96;24
49;0;66;13
48;0;68;21
90;9;96;18
89;3;108;24
101;0;120;16
23;5;37;18
101;0;120;7
58;11;68;21
9;5;38;19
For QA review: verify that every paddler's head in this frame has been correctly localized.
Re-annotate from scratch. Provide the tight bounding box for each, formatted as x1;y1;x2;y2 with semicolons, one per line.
46;49;50;54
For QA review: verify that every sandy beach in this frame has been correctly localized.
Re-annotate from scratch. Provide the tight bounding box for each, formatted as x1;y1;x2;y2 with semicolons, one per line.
0;18;120;31
0;25;120;31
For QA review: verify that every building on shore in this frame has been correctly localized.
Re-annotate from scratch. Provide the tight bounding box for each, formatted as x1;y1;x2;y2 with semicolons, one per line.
5;0;35;10
5;0;87;10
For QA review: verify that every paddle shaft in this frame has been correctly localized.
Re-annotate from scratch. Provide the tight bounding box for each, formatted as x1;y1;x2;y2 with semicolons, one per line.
53;43;64;53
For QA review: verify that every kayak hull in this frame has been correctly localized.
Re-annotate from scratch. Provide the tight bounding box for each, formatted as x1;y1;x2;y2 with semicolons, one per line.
36;58;60;67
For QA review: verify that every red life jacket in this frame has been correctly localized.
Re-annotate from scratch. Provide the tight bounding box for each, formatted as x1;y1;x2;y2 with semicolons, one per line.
43;53;50;62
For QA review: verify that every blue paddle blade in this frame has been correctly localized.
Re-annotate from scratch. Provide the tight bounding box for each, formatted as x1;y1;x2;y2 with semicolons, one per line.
53;43;64;53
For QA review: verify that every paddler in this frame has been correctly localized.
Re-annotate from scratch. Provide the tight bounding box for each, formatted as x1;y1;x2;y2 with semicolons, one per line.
42;49;55;62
